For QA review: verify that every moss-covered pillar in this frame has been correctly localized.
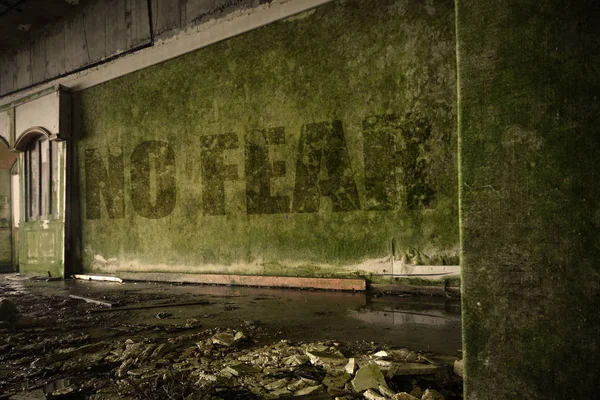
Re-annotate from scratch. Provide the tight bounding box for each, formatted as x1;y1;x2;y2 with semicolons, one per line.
456;1;600;398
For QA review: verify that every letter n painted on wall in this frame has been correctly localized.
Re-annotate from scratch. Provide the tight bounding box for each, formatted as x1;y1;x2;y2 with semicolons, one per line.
85;147;125;219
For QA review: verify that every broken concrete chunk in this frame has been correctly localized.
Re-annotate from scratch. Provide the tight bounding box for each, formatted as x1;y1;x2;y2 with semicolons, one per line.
374;350;390;358
300;377;320;386
0;298;18;322
405;351;419;362
422;389;445;400
220;362;256;377
264;378;289;391
351;363;389;393
294;385;324;396
287;379;308;392
327;387;345;397
117;358;135;378
322;372;352;389
345;357;357;374
306;348;346;364
139;343;157;358
379;384;396;397
120;341;145;360
392;393;420;400
453;359;463;378
374;359;394;369
306;343;329;352
234;331;246;342
364;389;387;400
284;354;310;366
152;343;174;358
306;348;347;372
212;332;235;347
268;387;292;398
389;348;410;360
194;371;218;383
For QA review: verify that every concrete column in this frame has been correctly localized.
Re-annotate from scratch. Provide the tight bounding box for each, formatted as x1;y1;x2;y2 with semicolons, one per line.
456;0;600;398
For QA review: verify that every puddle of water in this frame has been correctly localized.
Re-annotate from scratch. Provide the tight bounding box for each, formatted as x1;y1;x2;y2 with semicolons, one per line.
3;277;462;355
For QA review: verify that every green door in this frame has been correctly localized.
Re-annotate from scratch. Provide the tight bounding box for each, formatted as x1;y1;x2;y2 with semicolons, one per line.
18;135;67;278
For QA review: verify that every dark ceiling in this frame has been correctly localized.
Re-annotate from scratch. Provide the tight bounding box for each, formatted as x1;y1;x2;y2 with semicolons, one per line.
0;0;86;51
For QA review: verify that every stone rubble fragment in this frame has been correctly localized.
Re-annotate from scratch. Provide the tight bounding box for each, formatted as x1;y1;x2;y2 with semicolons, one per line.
345;357;357;374
284;354;310;366
392;392;420;400
453;359;464;378
379;384;396;397
294;384;324;396
364;388;387;400
322;372;352;389
351;363;390;392
374;350;389;358
422;388;446;400
264;377;289;391
211;332;235;346
405;351;419;362
306;347;347;365
287;379;308;392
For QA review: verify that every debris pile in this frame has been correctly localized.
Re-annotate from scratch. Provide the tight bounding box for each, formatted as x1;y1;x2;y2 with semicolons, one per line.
0;278;463;399
2;325;462;399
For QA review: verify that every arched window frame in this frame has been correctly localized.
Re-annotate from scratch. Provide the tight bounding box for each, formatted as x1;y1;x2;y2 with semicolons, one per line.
14;128;59;222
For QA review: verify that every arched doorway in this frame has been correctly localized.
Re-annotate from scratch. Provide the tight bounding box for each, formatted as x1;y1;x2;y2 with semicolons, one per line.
0;138;17;272
13;127;67;278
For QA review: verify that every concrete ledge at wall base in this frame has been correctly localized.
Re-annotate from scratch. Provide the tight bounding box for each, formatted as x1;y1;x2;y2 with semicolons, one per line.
116;272;366;292
369;283;460;297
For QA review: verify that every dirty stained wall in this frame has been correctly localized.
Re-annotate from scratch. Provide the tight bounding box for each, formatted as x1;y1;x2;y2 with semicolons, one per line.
457;0;600;398
73;0;458;278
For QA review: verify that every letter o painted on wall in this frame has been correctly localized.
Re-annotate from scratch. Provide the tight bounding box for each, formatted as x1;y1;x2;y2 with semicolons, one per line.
130;141;176;219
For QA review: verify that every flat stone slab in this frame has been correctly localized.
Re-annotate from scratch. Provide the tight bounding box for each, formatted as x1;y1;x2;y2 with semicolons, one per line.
352;363;389;392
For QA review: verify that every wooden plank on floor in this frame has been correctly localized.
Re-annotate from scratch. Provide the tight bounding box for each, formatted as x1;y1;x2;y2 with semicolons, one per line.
117;272;366;291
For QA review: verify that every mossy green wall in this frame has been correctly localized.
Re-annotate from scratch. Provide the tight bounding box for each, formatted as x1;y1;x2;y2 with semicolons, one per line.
457;0;600;398
73;0;458;278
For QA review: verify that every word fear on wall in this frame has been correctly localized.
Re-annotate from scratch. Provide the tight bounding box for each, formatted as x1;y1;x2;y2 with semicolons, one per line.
85;114;436;219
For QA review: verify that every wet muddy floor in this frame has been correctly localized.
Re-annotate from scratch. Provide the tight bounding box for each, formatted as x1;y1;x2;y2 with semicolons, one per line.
0;275;462;399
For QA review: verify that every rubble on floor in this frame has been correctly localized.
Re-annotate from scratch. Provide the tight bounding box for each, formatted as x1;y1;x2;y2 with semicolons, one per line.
0;279;463;399
1;327;462;399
